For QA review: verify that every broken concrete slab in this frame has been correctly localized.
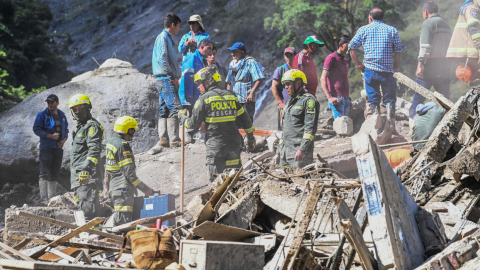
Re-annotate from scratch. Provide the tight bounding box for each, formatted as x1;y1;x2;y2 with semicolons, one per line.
216;190;262;230
259;180;305;220
448;140;480;181
333;116;353;136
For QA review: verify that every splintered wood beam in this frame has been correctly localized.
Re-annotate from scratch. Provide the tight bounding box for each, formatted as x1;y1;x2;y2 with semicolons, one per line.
281;183;324;270
15;211;123;242
30;217;105;259
0;241;35;262
12;239;32;251
340;219;378;270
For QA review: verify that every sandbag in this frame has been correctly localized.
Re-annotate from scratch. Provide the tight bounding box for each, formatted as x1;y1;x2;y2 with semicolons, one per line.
385;149;412;169
412;105;446;150
126;228;178;269
415;208;447;257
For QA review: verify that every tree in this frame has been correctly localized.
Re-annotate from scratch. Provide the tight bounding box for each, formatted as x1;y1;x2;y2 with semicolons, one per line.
265;0;405;52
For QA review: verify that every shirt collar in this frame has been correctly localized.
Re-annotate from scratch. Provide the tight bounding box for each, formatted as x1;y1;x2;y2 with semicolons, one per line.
334;51;345;59
429;14;440;18
163;29;171;36
372;20;385;24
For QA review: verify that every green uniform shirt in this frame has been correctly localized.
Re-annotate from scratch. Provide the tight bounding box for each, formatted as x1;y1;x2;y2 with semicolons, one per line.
70;118;104;189
279;92;320;153
106;133;147;192
418;14;452;79
180;86;255;146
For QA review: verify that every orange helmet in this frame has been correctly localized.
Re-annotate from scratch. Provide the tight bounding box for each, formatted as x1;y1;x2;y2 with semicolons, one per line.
456;65;472;83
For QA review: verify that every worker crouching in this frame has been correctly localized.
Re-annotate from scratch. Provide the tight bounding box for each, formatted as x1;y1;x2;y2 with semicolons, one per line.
69;94;104;219
106;116;155;226
273;70;320;168
179;65;256;181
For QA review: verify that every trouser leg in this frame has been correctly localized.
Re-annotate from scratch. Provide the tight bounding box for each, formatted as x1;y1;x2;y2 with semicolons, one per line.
241;102;256;125
74;183;100;220
39;148;53;202
433;78;450;99
380;72;397;105
409;77;430;119
111;188;134;226
225;147;242;169
364;69;382;106
48;149;63;199
205;142;226;182
285;145;314;168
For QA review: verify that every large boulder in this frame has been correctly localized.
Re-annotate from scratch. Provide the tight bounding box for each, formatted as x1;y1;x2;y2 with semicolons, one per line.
0;59;159;185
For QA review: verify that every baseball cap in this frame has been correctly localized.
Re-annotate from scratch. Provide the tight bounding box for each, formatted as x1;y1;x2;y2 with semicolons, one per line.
45;94;59;102
228;42;247;52
284;47;296;54
304;36;324;47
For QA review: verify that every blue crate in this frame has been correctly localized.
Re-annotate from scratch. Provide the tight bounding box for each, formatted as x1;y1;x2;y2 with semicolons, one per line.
140;193;176;227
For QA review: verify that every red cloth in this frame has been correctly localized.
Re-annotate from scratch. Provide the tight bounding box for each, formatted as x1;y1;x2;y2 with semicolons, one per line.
292;52;317;97
323;52;350;97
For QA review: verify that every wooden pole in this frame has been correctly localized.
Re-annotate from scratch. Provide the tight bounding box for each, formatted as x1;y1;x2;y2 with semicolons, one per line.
379;140;428;149
181;124;185;215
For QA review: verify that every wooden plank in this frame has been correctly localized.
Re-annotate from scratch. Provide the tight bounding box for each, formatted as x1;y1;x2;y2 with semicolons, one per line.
15;211;123;242
12;239;32;251
282;183;324;270
192;221;261;241
30;217;105;259
108;210;182;233
213;168;243;212
352;133;425;269
0;250;14;260
0;241;35;261
340;219;378;270
8;231;128;253
0;259;122;270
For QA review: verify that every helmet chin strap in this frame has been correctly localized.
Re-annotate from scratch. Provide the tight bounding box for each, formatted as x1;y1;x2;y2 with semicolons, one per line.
292;81;303;96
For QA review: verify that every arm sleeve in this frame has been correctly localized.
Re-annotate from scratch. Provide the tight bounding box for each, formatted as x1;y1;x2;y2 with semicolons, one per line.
348;29;363;50
466;8;480;49
118;143;145;189
249;60;266;82
82;123;103;171
294;55;304;71
235;100;255;134
418;22;432;63
323;55;333;70
33;113;48;139
182;99;207;130
392;30;406;53
178;34;188;54
299;98;319;152
159;34;173;75
65;116;69;139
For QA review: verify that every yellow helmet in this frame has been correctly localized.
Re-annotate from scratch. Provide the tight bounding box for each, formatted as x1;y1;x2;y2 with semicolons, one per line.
281;69;307;84
114;116;138;134
68;94;92;108
193;66;222;84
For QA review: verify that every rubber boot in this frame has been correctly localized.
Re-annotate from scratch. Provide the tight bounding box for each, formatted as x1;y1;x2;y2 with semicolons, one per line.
158;118;169;147
167;117;181;147
183;130;193;145
386;102;399;135
39;178;48;206
370;103;379;115
47;181;57;200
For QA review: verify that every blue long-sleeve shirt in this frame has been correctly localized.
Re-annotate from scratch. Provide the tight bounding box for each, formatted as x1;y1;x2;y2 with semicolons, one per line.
179;50;206;106
152;30;181;81
33;108;69;150
178;31;210;61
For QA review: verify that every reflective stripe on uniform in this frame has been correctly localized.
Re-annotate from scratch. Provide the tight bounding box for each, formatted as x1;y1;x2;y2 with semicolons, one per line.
303;133;314;141
106;164;120;171
98;190;102;196
205;95;237;104
106;143;118;153
473;33;480;40
132;179;142;187
226;159;240;166
455;23;468;29
114;205;133;212
467;18;480;26
244;126;254;134
106;158;133;171
236;107;245;116
447;47;478;53
74;194;79;202
184;119;190;129
283;165;291;168
205;115;236;123
87;157;98;164
279;139;283;144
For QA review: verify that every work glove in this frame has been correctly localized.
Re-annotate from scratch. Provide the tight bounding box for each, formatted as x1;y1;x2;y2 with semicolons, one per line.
178;109;188;124
246;134;256;152
78;170;90;185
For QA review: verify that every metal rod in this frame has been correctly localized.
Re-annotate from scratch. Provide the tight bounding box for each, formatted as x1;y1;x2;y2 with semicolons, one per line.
404;160;435;184
379;140;428;149
181;124;185;215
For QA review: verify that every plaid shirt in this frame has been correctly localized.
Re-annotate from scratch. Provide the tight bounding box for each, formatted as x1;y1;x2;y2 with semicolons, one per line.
226;58;265;103
349;21;406;73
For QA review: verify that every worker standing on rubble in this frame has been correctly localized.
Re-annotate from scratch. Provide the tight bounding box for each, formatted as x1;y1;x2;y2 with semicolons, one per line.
226;42;265;124
69;94;104;220
446;0;480;86
33;94;69;205
152;13;182;148
411;1;452;119
273;70;320;168
272;47;296;130
178;15;210;62
179;66;256;181
292;37;324;97
349;8;406;126
179;39;214;143
106;116;155;226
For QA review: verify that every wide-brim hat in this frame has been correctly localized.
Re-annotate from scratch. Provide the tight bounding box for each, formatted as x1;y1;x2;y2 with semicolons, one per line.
188;15;205;31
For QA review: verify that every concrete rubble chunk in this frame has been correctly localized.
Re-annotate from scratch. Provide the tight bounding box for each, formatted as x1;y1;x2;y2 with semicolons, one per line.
259;180;305;220
333;116;354;136
358;114;393;145
216;190;263;230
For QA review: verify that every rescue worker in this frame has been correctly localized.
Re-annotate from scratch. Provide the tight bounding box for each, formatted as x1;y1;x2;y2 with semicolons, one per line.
273;70;320;168
178;66;256;181
106;116;155;226
69;94;104;219
447;0;480;86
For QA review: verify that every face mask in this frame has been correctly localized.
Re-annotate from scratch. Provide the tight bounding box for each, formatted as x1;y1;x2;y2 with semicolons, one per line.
71;106;90;122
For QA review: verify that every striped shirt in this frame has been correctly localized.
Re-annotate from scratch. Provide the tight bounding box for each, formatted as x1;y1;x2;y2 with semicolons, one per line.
226;58;265;103
349;21;406;73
